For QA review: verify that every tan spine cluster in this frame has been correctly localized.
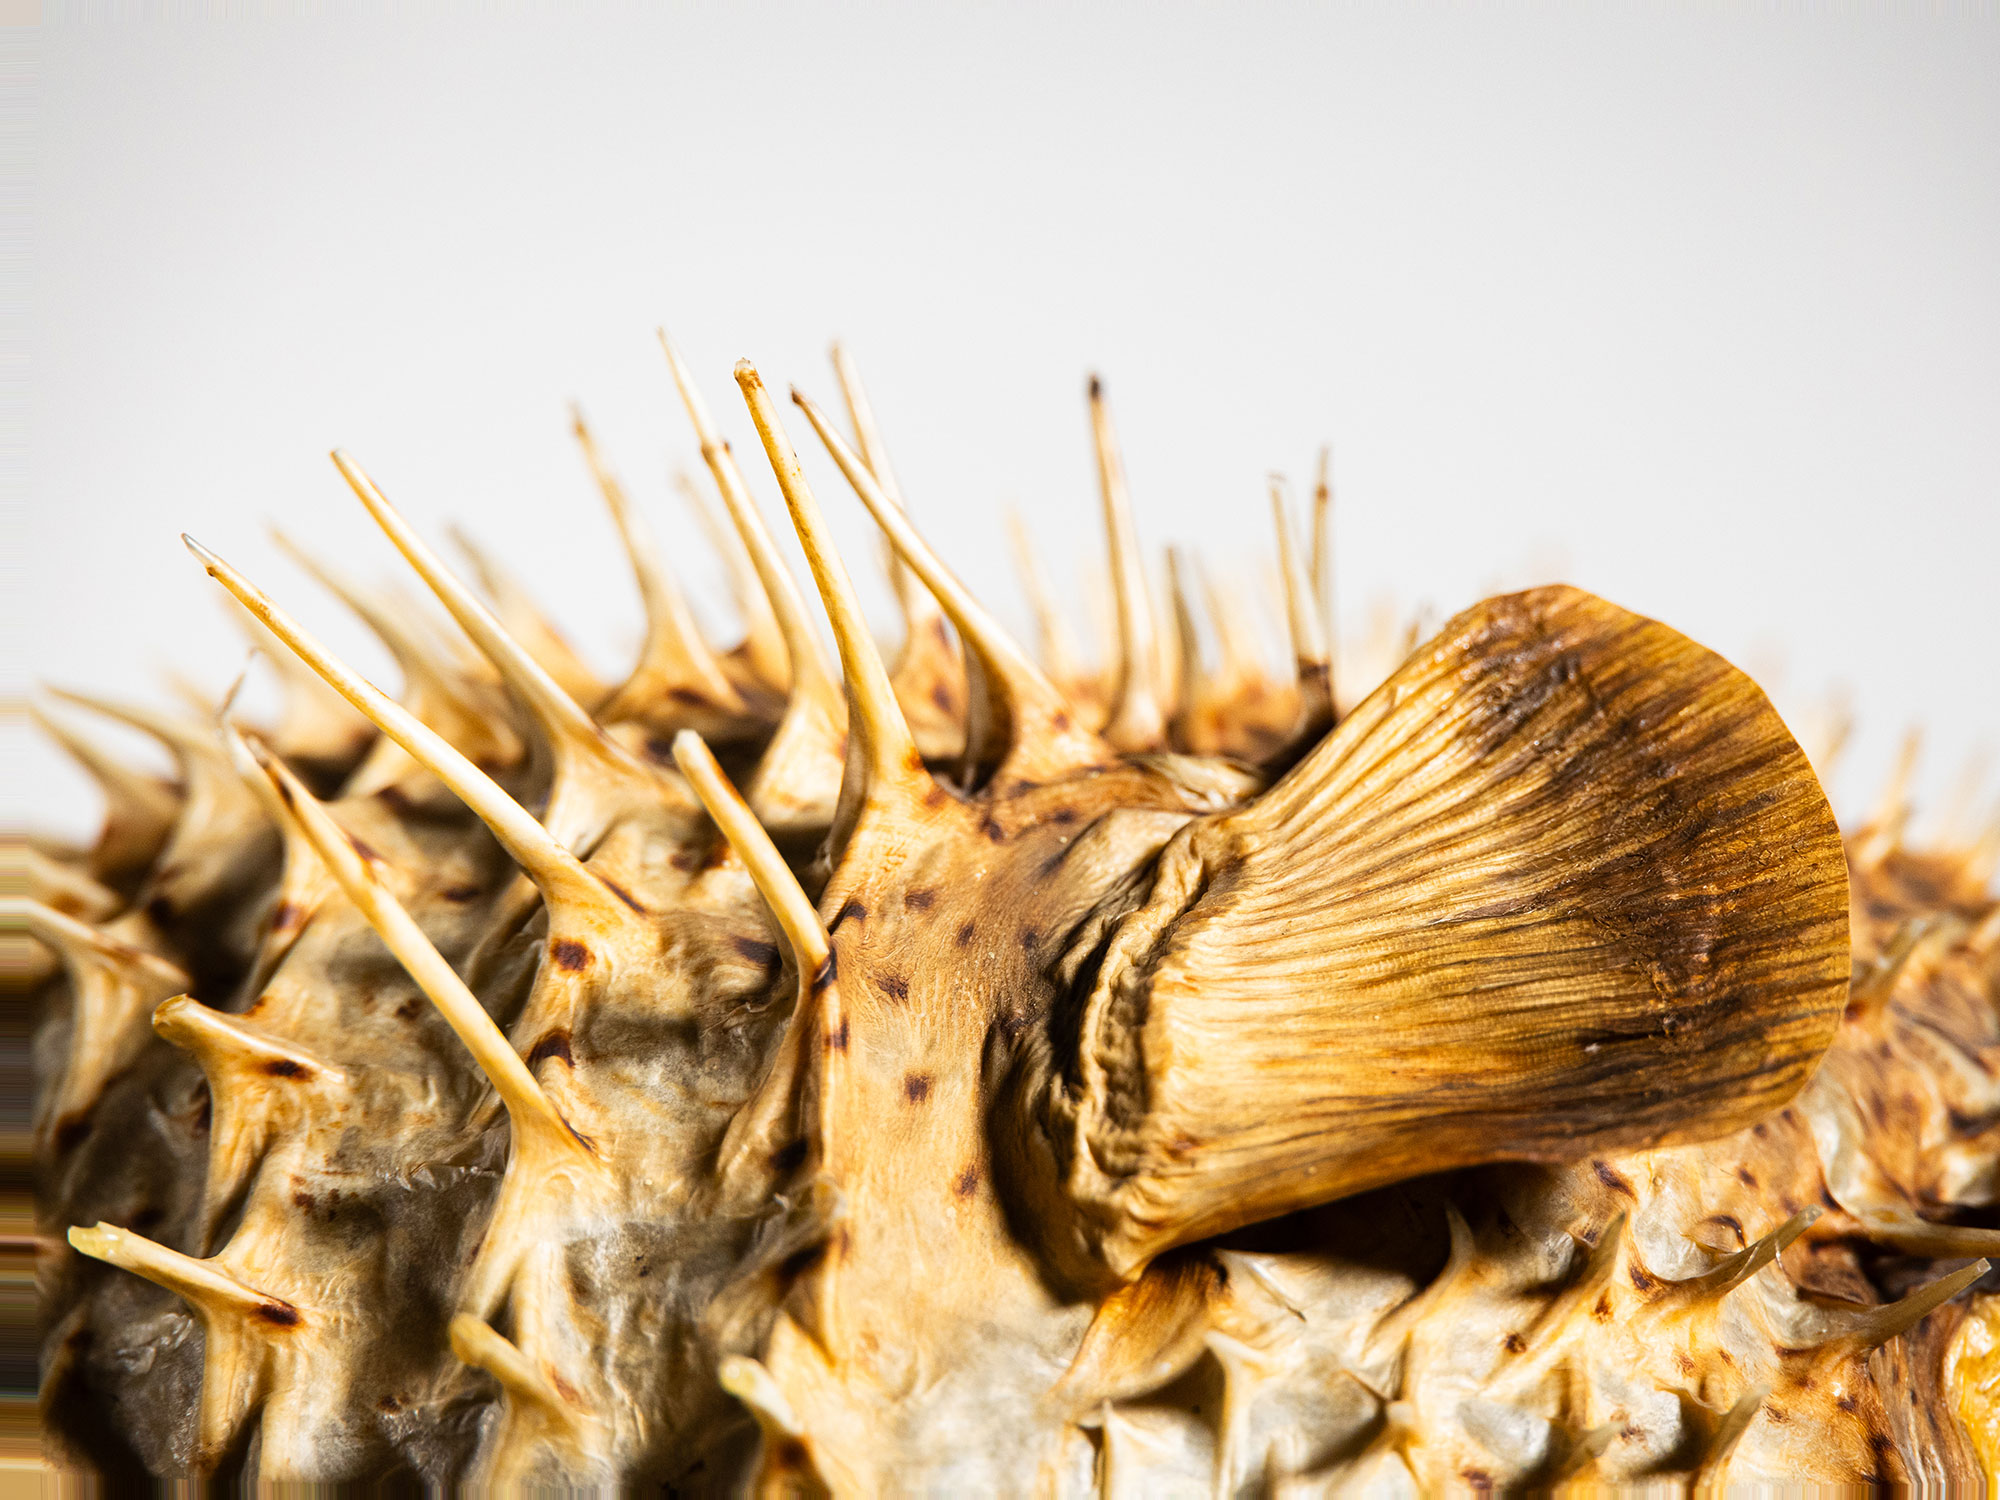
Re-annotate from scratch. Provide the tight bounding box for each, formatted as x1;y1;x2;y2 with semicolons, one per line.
16;339;1996;1490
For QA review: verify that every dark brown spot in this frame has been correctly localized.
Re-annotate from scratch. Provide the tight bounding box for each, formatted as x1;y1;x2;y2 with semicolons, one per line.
1736;1167;1759;1187
1766;1405;1790;1424
812;952;838;991
292;1190;317;1214
770;1138;809;1173
347;835;381;863
440;883;482;903
132;1206;163;1230
731;935;781;971
551;940;591;972
774;1439;809;1472
1628;1265;1657;1293
270;901;303;932
255;1302;301;1327
1593;1161;1634;1196
879;973;909;1001
599;877;646;914
667;687;710;707
832;899;866;930
1461;1470;1492;1497
1049;806;1078;826
1052;710;1071;731
550;1372;580;1404
645;735;675;762
1709;1213;1743;1243
930;681;954;713
903;1073;932;1103
953;1165;980;1198
190;1085;211;1134
904;887;936;911
378;1395;402;1412
825;1018;850;1053
979;815;1005;842
1674;1350;1696;1376
263;1058;308;1079
954;921;976;947
145;895;175;926
55;1117;92;1152
528;1030;574;1068
1592;1294;1613;1322
396;997;423;1021
1502;1332;1525;1354
779;1243;826;1281
1836;1393;1857;1412
1019;929;1040;953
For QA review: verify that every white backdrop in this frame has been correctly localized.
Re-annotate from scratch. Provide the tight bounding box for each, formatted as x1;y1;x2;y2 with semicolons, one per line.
9;4;1998;851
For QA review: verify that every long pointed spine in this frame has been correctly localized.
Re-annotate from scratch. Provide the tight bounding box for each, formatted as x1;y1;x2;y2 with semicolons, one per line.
659;333;838;700
675;468;789;691
447;524;609;709
571;407;741;709
17;847;120;922
333;451;619;753
828;342;942;646
1683;1207;1820;1299
1806;1258;1991;1366
329;450;687;839
153;993;340;1084
735;361;933;843
27;702;179;874
450;1314;573;1418
1309;446;1336;706
1086;377;1164;751
1164;548;1207;749
794;389;1105;778
184;536;611;916
270;532;488;708
673;730;841;1176
46;685;225;764
13;898;188;992
67;1222;295;1322
1006;512;1084;690
1269;477;1333;745
236;734;581;1152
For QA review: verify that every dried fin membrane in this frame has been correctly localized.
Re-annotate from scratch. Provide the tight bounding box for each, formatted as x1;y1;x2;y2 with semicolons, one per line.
22;347;1997;1491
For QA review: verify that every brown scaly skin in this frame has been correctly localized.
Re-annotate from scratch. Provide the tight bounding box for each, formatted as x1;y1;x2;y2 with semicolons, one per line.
17;344;1996;1491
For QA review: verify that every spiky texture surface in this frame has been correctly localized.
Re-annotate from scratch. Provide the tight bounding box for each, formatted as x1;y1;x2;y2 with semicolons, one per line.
14;347;1997;1492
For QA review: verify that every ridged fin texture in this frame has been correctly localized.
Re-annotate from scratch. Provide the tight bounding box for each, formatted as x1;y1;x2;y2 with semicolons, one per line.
1058;584;1850;1273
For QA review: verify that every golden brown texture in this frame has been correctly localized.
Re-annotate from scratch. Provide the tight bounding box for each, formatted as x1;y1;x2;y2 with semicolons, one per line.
19;346;1992;1492
1052;584;1851;1275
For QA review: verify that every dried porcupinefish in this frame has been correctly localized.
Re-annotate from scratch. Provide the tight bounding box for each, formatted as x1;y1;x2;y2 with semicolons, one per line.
15;338;1997;1491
